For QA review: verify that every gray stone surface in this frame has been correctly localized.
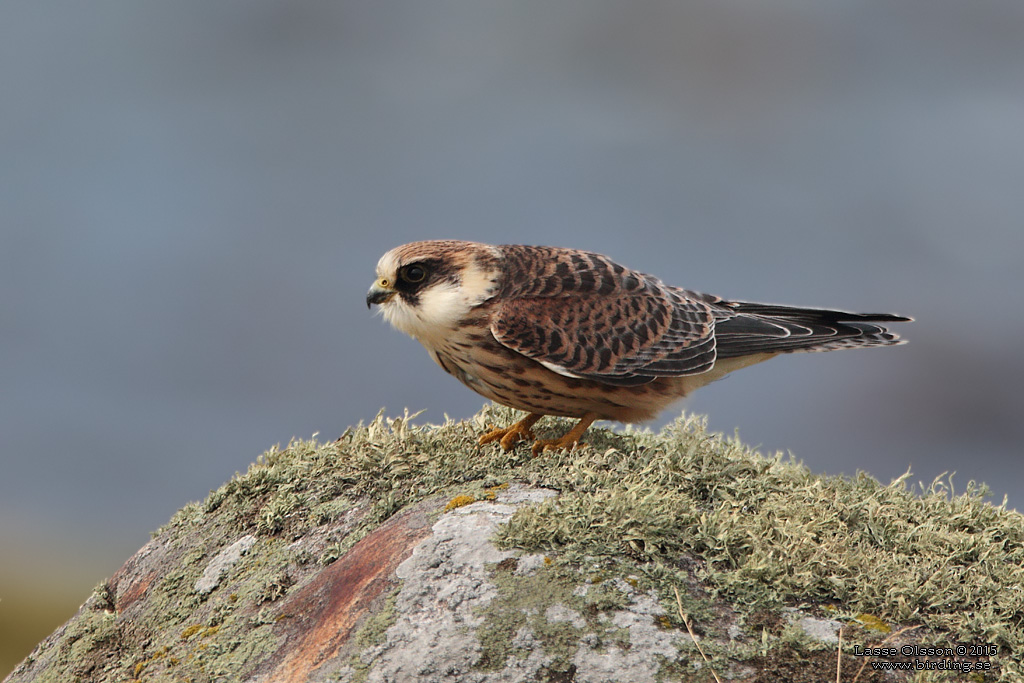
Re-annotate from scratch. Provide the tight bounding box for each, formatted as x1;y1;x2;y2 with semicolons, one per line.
339;484;719;682
798;616;842;644
574;590;686;683
342;485;558;682
194;534;256;595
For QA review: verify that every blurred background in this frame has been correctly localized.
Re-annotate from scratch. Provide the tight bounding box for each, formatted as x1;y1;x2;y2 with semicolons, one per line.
3;0;1023;675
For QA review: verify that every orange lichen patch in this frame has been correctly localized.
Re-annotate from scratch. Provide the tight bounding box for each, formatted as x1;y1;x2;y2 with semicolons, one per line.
444;495;476;512
483;483;510;501
255;500;435;683
854;613;891;633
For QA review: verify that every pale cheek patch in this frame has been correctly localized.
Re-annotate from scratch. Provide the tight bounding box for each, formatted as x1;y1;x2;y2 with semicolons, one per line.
382;282;466;345
380;299;422;338
416;282;469;328
379;254;499;348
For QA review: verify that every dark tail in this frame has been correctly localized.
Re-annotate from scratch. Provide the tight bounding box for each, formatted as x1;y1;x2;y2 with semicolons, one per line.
712;302;911;358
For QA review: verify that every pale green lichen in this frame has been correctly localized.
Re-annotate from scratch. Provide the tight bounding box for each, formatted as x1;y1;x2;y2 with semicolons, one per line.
149;406;1024;680
346;587;403;683
475;563;601;673
493;412;1024;659
11;405;1022;682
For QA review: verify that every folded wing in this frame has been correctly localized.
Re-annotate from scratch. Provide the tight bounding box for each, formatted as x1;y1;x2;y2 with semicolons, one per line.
488;246;910;386
490;247;718;385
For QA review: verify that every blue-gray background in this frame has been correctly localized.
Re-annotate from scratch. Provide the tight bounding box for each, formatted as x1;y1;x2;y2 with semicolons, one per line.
3;1;1023;674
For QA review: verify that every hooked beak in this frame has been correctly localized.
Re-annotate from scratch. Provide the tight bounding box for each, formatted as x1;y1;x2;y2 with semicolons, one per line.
366;281;396;308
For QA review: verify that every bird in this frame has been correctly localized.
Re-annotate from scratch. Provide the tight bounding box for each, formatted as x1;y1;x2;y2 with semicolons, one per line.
366;240;910;455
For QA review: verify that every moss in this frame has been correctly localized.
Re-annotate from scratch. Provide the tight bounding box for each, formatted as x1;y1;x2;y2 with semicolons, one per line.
353;588;401;651
191;404;1020;680
254;568;295;605
12;405;1022;682
61;608;119;680
256;491;306;535
179;624;202;639
475;564;591;672
344;587;404;683
485;411;1023;664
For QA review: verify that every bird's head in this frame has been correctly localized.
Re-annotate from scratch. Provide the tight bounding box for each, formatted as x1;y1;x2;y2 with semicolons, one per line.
367;240;502;344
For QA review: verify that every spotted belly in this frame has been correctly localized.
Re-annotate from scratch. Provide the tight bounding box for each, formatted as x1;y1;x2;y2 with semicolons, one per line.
427;336;686;423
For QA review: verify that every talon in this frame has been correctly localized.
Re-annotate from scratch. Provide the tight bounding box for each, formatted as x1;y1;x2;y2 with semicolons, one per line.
528;413;598;457
479;414;543;451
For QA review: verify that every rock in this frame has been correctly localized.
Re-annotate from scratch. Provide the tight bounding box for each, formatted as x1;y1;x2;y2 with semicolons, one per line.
797;616;841;644
195;535;256;595
1;483;723;683
5;410;1018;682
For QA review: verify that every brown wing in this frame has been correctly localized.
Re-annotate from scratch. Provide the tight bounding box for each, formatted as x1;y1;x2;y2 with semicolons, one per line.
490;246;718;386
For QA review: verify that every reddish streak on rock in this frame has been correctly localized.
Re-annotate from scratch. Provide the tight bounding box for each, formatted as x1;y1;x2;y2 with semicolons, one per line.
110;540;164;613
264;502;433;682
114;570;156;612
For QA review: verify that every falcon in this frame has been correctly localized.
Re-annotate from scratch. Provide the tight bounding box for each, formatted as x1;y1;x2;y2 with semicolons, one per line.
366;240;910;455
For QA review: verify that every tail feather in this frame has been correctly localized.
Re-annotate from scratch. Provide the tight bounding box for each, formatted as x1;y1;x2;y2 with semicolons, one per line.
712;302;911;358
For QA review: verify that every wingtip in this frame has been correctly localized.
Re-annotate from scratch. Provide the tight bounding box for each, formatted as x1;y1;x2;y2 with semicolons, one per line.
861;313;913;323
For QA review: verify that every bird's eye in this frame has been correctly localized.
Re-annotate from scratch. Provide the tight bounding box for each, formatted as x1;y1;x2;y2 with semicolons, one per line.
400;264;427;283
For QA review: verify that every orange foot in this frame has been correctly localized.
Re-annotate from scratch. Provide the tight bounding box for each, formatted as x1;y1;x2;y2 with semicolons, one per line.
479;413;543;451
530;413;598;456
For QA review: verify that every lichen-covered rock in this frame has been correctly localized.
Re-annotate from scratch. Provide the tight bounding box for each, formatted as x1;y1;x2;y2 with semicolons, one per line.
3;484;730;683
5;407;1021;682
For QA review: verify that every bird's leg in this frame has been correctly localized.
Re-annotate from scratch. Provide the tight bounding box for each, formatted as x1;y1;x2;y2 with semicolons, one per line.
531;413;599;456
479;413;543;451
